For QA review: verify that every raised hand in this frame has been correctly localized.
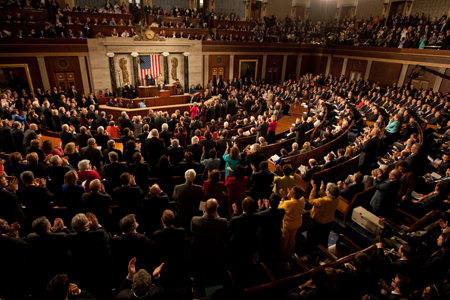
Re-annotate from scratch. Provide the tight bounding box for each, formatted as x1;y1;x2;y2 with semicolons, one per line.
127;257;137;279
152;263;164;278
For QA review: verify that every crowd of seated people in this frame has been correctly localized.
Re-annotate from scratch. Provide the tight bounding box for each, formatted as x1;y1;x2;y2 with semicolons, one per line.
2;0;450;48
1;70;450;299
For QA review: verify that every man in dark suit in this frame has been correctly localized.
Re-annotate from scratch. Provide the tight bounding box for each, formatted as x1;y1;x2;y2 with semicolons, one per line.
104;89;113;97
26;217;72;298
97;111;109;128
358;129;381;174
189;115;203;136
335;148;349;165
145;74;155;86
255;116;269;142
123;81;134;98
145;129;166;168
112;173;144;219
0;219;29;299
118;112;134;131
189;199;228;278
66;212;114;296
245;143;266;176
178;152;201;175
141;184;170;236
23;123;39;150
76;126;92;148
79;138;104;175
294;115;310;148
104;152;128;189
16;171;55;227
68;85;79;101
216;129;232;159
159;124;173;149
256;193;285;262
338;172;365;201
59;124;76;149
110;214;152;282
226;97;237;116
173;169;203;232
300;159;321;181
103;140;123;163
157;80;165;91
186;136;203;162
1;120;14;152
26;139;45;162
152;209;186;282
82;179;114;230
10;121;24;153
58;107;71;126
93;127;111;151
0;175;25;224
321;152;337;170
370;169;402;217
249;161;275;202
228;197;261;267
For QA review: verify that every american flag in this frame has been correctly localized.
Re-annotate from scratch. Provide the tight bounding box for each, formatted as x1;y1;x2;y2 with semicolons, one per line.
139;55;161;86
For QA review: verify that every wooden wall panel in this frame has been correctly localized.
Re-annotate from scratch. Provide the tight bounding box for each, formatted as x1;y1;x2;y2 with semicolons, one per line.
285;55;298;81
208;54;230;81
406;65;439;90
265;55;283;85
0;56;43;92
300;55;328;76
344;58;368;80
369;61;402;86
44;56;85;96
439;69;450;94
233;55;263;81
329;57;344;77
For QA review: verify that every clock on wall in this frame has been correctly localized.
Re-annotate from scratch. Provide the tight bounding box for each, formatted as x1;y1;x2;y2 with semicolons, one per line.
216;56;223;65
58;59;69;69
353;61;361;69
272;56;278;64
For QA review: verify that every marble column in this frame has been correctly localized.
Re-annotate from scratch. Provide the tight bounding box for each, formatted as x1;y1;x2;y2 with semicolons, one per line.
281;55;288;83
131;52;140;87
162;52;170;84
107;53;116;92
229;54;235;81
184;52;190;93
37;57;50;91
262;55;267;80
398;64;409;87
296;55;302;80
204;54;209;87
364;60;373;81
341;58;348;76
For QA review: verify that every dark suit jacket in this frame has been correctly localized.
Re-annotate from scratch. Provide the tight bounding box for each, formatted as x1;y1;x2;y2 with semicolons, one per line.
80;145;104;173
17;185;54;222
93;133;111;150
294;122;310;145
59;130;76;148
256;207;285;261
370;178;401;217
340;182;365;201
26;145;45;162
255;121;269;141
97;116;108;128
104;162;128;188
152;226;186;276
301;166;321;181
82;192;113;229
245;151;266;175
76;132;91;148
216;137;232;158
112;185;144;218
173;182;203;229
335;156;349;165
249;171;275;201
189;120;203;136
321;160;336;170
0;188;25;224
23;129;37;150
157;83;166;91
145;137;166;167
190;215;228;261
228;213;261;262
186;144;203;162
110;233;152;276
10;127;24;153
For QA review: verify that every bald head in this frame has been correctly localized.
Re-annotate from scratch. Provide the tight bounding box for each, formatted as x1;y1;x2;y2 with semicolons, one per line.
30;123;38;131
149;184;161;196
389;169;402;181
204;199;218;215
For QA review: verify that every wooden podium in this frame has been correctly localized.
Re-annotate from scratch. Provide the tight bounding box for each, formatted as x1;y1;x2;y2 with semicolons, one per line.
159;90;170;98
139;86;158;97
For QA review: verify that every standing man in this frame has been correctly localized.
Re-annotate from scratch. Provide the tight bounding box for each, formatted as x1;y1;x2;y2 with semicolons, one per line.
145;74;155;86
157;80;165;91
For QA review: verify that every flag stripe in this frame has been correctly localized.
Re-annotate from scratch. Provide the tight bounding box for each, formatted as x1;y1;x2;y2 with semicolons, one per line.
139;55;161;86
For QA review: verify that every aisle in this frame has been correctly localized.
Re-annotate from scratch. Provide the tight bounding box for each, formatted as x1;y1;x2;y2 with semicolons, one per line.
275;103;307;135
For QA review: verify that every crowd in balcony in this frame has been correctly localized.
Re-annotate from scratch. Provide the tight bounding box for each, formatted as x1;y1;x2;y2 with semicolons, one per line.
0;0;450;49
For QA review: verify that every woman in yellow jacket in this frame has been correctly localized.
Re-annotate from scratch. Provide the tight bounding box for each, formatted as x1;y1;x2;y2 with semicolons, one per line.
278;186;305;259
307;180;340;248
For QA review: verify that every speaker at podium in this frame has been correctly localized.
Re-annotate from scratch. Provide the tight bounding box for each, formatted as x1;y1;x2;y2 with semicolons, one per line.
159;90;170;98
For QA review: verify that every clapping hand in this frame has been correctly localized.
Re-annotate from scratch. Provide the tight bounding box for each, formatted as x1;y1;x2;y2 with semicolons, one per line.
8;222;20;237
320;181;325;191
69;283;80;296
52;218;64;231
9;178;18;192
152;263;164;278
86;212;99;228
232;203;238;214
127;257;137;279
310;179;316;190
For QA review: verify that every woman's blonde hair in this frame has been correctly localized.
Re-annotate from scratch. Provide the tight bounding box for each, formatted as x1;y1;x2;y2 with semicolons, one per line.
64;170;78;186
64;142;76;155
345;146;354;158
271;115;277;122
26;152;38;164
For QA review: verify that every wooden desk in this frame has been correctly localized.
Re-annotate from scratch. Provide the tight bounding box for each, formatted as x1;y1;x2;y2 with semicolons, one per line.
0;8;49;22
63;11;132;23
117;94;190;107
139;86;158;97
159;91;170;98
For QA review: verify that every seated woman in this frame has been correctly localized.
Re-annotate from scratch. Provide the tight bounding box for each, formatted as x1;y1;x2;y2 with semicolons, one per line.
111;28;119;37
26;152;45;179
97;90;104;98
8;152;27;181
107;98;115;106
274;148;290;164
77;159;101;193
